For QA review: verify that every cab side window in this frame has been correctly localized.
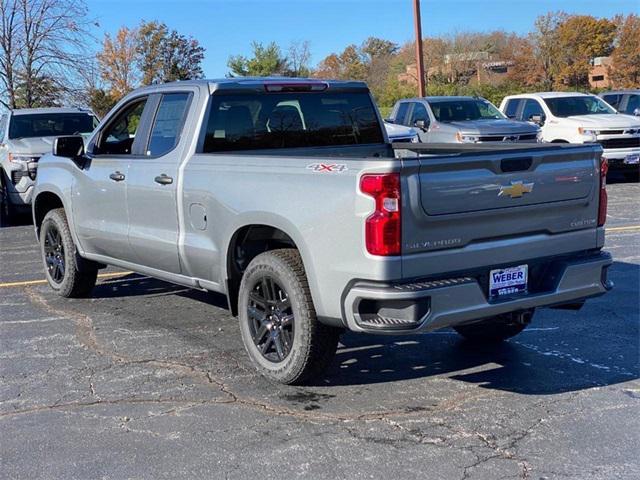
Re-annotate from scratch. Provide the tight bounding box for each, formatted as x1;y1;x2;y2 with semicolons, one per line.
95;97;148;155
395;103;410;125
601;94;621;109
521;99;544;122
409;103;429;126
504;99;521;119
625;94;639;114
147;93;190;156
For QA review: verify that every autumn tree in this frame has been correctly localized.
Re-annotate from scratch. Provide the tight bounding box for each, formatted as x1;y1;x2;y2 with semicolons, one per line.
610;14;640;88
97;27;139;99
531;12;567;89
555;15;617;89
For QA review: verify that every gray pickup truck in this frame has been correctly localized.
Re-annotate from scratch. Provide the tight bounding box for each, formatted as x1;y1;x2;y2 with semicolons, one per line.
0;108;98;225
387;96;540;144
33;78;612;384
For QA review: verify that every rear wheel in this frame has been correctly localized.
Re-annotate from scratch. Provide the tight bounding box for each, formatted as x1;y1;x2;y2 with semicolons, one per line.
0;170;15;226
454;310;534;343
40;208;97;297
238;249;340;385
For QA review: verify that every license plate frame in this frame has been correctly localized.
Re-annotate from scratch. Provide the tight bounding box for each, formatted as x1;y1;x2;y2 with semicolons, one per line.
624;153;639;165
489;264;528;299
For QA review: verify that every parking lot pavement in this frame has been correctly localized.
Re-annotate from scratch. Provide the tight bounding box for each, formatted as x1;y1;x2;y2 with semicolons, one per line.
1;182;638;480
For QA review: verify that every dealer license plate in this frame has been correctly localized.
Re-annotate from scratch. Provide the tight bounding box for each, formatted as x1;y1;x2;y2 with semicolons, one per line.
624;154;639;165
489;265;528;298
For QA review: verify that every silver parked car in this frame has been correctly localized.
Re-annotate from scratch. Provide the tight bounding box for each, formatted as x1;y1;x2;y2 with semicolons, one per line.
0;107;98;224
388;96;540;144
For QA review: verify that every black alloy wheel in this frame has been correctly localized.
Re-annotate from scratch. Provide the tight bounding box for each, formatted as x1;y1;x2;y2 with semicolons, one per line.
43;224;66;284
247;276;295;362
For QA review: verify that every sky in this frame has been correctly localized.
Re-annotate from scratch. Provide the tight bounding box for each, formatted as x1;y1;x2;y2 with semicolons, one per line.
85;0;639;78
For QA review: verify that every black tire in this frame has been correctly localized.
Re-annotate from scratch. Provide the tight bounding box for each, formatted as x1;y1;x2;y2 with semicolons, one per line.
238;248;340;385
624;170;639;182
454;310;534;343
40;208;97;298
0;169;15;227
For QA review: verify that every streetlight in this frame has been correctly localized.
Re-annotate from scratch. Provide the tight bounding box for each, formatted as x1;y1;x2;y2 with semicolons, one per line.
413;0;426;97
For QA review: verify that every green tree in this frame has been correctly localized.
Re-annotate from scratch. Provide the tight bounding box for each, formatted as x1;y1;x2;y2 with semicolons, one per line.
137;21;205;84
227;41;288;77
14;75;63;108
86;88;116;118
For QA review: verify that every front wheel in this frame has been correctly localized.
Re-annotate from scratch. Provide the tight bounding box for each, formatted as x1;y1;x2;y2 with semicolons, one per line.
238;249;340;385
454;310;534;343
40;208;97;297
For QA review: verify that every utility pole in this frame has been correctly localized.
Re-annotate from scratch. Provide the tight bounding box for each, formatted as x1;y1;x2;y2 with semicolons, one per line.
413;0;426;97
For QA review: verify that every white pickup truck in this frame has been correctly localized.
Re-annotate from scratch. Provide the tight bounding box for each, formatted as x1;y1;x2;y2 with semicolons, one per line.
500;92;640;179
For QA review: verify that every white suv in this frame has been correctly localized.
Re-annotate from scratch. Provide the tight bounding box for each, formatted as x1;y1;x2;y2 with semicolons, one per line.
500;92;640;178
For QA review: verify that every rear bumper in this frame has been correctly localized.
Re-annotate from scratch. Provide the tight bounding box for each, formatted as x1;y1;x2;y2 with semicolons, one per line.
342;251;612;334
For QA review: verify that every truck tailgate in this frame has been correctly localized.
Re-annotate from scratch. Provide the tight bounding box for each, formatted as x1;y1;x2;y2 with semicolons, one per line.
400;144;602;278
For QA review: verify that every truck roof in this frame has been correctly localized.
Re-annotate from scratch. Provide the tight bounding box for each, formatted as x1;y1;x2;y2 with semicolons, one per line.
399;96;489;103
505;92;594;100
600;89;640;95
11;107;95;116
132;77;369;94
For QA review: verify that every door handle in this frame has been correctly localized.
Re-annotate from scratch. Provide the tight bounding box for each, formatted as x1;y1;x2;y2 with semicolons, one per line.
109;171;125;182
154;174;173;185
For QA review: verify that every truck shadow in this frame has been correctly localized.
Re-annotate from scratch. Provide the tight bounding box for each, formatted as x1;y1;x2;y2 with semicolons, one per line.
90;262;638;396
323;260;639;394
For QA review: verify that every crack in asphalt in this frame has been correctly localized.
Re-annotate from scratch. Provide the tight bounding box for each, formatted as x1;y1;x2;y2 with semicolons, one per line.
10;287;490;425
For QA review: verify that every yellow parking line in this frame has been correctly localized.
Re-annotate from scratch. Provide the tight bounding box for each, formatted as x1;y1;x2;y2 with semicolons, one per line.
0;271;134;288
607;225;640;233
1;226;638;288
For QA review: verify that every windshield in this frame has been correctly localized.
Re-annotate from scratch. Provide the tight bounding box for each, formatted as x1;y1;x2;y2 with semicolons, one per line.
429;99;505;122
202;91;384;152
543;96;616;117
9;112;97;139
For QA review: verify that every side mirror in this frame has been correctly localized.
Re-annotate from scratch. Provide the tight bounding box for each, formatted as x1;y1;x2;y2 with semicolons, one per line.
414;119;429;131
384;118;394;124
53;135;87;168
633;108;640;117
529;114;545;126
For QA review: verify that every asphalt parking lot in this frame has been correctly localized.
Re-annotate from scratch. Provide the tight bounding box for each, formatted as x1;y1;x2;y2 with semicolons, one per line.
1;178;638;480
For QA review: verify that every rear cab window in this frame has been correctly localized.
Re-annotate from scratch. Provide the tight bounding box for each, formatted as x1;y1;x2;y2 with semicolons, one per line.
201;90;384;152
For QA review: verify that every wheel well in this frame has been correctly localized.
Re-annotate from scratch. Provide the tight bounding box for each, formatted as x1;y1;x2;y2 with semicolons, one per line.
34;192;64;235
226;225;297;316
551;139;570;143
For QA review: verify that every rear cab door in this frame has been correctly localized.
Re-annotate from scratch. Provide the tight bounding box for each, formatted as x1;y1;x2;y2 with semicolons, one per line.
126;88;197;274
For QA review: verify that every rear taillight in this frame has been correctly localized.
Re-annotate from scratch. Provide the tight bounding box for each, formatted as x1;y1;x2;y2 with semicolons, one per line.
598;158;608;227
360;173;401;256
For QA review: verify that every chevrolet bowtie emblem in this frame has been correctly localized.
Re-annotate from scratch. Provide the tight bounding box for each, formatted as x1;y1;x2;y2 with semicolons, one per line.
499;181;534;198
